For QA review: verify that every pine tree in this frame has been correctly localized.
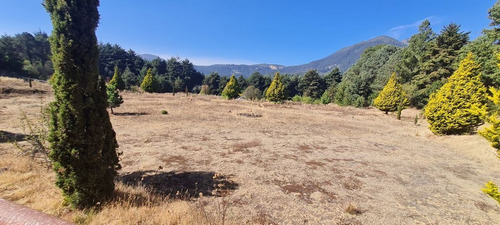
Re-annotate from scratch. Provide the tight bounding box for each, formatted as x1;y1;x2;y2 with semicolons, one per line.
373;72;409;114
424;53;487;135
221;74;241;99
44;0;120;208
107;83;123;114
265;72;286;102
109;65;125;90
140;68;159;92
324;67;342;88
299;70;325;99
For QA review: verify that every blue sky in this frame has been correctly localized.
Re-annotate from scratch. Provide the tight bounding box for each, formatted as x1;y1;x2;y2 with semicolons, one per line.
0;0;497;66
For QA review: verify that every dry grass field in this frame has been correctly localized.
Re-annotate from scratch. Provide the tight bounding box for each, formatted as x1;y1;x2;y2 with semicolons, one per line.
1;76;500;224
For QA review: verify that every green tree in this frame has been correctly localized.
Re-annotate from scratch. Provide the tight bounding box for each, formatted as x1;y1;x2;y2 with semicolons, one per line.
265;72;286;102
334;45;400;107
222;74;241;99
282;74;300;99
141;68;159;92
106;83;123;114
203;72;221;95
373;72;409;114
44;0;120;208
218;76;229;95
247;72;267;91
237;75;248;90
299;70;325;99
173;76;185;93
0;35;24;75
121;66;136;89
489;0;500;27
397;20;436;83
411;23;469;108
324;67;342;88
109;65;125;90
424;53;487;135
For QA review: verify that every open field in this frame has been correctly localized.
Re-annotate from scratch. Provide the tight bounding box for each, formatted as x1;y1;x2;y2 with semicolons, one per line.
1;76;500;224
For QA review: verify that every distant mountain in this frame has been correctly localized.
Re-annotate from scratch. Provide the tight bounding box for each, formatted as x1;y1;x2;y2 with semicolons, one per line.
194;36;406;77
139;54;161;61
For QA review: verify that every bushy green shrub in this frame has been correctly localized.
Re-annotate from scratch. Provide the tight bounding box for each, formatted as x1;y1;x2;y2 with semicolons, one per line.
292;95;302;102
301;96;314;104
320;86;336;104
242;86;262;100
424;53;487;135
161;110;168;115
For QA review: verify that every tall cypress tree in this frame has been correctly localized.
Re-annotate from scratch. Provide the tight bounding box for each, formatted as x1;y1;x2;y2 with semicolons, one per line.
45;0;120;208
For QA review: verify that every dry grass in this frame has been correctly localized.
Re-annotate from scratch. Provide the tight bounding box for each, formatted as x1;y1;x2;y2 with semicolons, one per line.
2;77;500;224
0;152;234;225
345;203;363;215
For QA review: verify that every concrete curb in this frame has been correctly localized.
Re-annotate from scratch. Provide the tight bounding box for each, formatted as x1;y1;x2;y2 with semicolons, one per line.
0;198;73;225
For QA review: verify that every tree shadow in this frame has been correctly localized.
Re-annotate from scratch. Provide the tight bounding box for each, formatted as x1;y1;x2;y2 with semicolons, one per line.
0;130;28;143
113;112;149;116
119;170;239;200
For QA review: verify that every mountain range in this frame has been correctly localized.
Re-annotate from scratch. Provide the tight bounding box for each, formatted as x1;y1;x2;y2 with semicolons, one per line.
139;35;406;77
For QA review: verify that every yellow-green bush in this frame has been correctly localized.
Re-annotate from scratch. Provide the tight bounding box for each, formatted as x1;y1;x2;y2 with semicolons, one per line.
373;72;409;114
479;87;500;150
479;54;500;151
109;65;125;90
482;181;500;204
424;53;487;135
221;74;240;99
140;68;159;93
265;72;286;102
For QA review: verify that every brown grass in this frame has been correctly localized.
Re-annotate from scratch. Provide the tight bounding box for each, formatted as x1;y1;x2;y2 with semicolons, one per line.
2;77;500;224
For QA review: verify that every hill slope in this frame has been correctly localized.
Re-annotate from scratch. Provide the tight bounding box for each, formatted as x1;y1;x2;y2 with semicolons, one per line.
191;36;406;76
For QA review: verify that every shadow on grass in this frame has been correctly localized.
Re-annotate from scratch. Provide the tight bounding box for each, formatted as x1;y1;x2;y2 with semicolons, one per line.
0;130;28;143
113;112;149;116
119;170;238;200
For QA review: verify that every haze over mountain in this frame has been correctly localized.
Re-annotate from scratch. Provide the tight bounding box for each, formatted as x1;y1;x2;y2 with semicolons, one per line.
140;36;406;77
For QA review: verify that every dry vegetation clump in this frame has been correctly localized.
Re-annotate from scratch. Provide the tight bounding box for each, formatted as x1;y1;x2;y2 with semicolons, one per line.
345;203;363;215
0;153;236;225
232;140;261;152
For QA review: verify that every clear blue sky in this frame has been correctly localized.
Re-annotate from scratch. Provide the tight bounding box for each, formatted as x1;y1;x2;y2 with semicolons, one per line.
0;0;497;66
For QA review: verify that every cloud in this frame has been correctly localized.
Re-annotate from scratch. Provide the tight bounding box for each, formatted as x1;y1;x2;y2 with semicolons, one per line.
156;54;256;66
387;16;443;40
